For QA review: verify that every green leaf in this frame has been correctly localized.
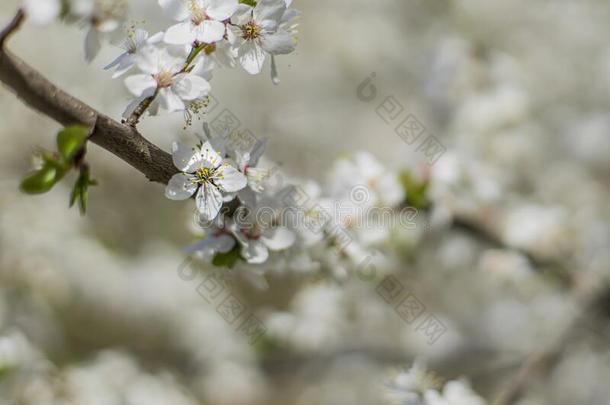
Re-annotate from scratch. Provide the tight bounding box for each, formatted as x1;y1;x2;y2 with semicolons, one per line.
239;0;257;6
70;166;97;215
20;165;63;194
57;125;89;163
399;170;430;210
212;244;242;268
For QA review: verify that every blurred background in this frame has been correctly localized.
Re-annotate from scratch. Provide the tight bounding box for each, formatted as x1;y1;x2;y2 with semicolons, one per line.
1;0;610;403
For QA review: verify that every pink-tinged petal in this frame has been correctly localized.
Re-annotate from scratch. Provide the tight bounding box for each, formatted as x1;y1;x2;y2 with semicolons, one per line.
165;173;198;200
124;74;156;97
196;183;224;221
164;21;197;45
159;0;190;21
206;0;238;21
261;226;295;251
213;163;248;193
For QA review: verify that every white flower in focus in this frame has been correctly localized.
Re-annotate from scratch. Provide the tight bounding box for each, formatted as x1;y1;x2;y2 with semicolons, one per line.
166;141;247;221
104;29;163;78
159;0;238;45
23;0;60;25
123;46;211;116
231;0;297;75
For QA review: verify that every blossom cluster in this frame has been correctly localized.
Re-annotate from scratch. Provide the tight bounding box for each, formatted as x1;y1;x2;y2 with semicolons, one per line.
167;129;412;272
24;0;299;118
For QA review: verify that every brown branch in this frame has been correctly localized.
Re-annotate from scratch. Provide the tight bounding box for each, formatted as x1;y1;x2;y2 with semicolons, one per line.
0;10;177;184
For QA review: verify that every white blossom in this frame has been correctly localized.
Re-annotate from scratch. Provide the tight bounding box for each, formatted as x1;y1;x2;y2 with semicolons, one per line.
231;0;297;75
104;29;163;78
159;0;238;45
123;46;211;115
166;141;247;221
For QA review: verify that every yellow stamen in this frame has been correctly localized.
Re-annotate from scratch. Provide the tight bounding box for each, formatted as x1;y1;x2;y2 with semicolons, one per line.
241;21;261;40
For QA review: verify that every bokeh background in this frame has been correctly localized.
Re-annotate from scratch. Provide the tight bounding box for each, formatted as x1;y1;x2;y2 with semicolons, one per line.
1;0;610;403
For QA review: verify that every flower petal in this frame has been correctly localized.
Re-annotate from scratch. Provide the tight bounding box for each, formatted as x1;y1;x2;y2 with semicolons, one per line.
172;74;211;100
241;240;269;264
84;28;101;62
199;142;224;169
184;234;235;255
206;0;238;21
124;74;156;97
172;142;204;172
196;182;224;221
197;20;226;44
164;21;196;45
110;54;137;78
165;173;198;200
262;226;295;251
238;41;266;74
260;31;295;55
214;163;248;193
158;88;186;112
104;52;126;70
231;4;253;25
254;0;286;29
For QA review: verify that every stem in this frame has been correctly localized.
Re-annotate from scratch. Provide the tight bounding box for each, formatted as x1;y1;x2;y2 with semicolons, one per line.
125;88;159;127
183;43;205;71
0;8;24;47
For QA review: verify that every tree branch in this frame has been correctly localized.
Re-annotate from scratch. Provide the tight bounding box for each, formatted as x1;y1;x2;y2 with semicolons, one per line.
0;10;177;184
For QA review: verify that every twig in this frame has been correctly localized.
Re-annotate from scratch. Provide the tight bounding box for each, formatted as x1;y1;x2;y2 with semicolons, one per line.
0;8;24;47
125;89;159;127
